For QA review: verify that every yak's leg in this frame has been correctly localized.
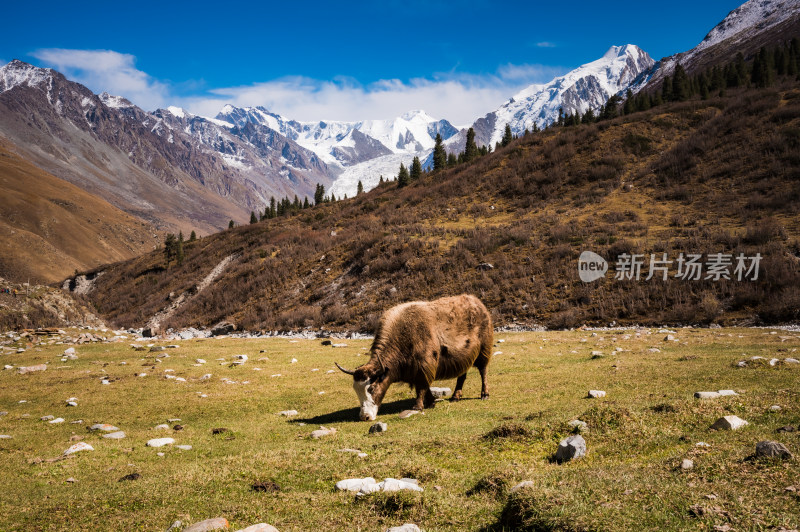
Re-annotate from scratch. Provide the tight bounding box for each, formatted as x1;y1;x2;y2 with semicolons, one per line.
475;346;492;400
414;385;436;410
450;373;467;402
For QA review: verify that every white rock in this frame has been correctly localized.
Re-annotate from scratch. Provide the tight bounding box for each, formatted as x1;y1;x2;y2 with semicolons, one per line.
429;387;451;398
103;431;126;439
176;445;192;450
64;347;76;355
336;477;377;492
696;442;711;448
235;354;248;361
64;442;94;455
648;348;661;353
510;481;535;493
681;459;694;470
291;358;298;363
48;417;65;424
710;415;749;431
369;422;388;433
237;524;279;532
41;415;55;421
146;438;175;447
200;374;212;381
379;478;423;493
567;419;589;432
66;401;78;407
175;377;186;382
717;390;738;396
770;405;782;412
0;435;12;439
587;390;606;398
694;391;721;399
196;359;206;364
310;426;337;439
154;424;170;430
769;358;779;366
278;410;298;417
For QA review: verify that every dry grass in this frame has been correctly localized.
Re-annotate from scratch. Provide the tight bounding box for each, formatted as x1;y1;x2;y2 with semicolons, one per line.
0;328;798;530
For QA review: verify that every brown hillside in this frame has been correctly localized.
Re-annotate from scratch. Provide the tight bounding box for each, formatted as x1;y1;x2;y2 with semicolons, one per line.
0;138;161;283
80;83;800;331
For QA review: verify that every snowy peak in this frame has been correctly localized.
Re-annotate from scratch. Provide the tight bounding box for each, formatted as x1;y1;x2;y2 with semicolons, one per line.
477;44;653;147
0;60;54;93
99;92;134;109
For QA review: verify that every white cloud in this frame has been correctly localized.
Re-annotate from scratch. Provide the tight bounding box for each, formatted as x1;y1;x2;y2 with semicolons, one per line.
31;48;170;111
28;48;567;125
535;41;557;48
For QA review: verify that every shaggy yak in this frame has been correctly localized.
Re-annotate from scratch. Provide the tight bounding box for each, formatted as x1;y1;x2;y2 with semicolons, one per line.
336;294;493;421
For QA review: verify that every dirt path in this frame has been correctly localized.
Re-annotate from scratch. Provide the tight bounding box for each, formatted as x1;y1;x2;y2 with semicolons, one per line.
145;253;240;332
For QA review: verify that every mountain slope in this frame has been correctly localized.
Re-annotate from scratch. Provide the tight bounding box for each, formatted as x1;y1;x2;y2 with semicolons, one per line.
72;80;800;332
634;0;800;90
0;137;161;283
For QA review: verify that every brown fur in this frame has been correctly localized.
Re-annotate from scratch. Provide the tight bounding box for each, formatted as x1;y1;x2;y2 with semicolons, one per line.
344;294;493;418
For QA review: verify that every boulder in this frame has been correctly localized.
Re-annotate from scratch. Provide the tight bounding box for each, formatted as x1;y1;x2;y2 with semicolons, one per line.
429;387;451;398
587;390;606;398
211;322;236;336
146;437;175;448
555;435;586;462
310;427;337;439
63;442;94;455
17;364;47;374
710;416;748;431
237;525;279;532
755;440;793;459
369;422;388;434
386;525;421;532
183;518;229;532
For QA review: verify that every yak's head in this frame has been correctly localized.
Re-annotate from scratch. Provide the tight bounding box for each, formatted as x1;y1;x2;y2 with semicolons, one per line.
335;362;388;421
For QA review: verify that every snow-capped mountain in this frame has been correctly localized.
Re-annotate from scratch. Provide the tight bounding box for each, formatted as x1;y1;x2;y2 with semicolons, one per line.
633;0;800;91
216;105;459;169
457;45;654;149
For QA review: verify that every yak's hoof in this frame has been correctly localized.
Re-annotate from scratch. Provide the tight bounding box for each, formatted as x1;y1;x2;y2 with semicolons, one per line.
424;400;436;409
481;393;490;400
449;393;462;402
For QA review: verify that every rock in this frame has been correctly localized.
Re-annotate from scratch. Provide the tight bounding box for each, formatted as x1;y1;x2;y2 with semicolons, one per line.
769;358;779;366
681;459;694;470
696;442;711;448
331;343;348;348
146;437;175;448
338;448;368;458
211;321;236;336
149;346;165;352
664;335;675;341
237;525;279;532
336;477;377;492
278;410;298;417
429;387;451;398
321;340;332;346
0;411;7;416
17;364;47;374
200;373;212;381
710;416;748;431
310;426;337;439
63;442;94;455
89;423;119;432
399;409;422;419
648;348;661;353
176;445;192;450
718;390;738;396
777;425;796;433
66;401;78;407
694;391;721;399
64;347;76;355
0;435;13;439
65;477;77;483
510;481;535;493
183;517;230;532
154;423;170;430
369;422;388;433
41;415;55;421
476;262;494;271
386;525;421;532
769;405;782;412
784;357;799;364
555;435;586;462
102;430;126;439
755;440;793;459
587;390;606;398
567;420;589;432
196;359;206;364
49;418;65;424
379;478;423;493
118;473;140;482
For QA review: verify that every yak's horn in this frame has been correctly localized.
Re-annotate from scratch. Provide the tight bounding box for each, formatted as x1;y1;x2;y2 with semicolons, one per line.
334;362;356;375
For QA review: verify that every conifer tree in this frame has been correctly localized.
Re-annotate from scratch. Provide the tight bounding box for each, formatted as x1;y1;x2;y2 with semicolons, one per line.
464;127;478;162
397;162;410;188
250;211;258;224
228;220;235;229
189;230;197;242
379;175;384;184
432;134;446;172
177;231;184;266
410;156;422;180
672;64;690;101
314;183;325;205
356;180;364;195
447;152;457;167
269;197;276;218
623;89;635;114
330;193;336;202
303;196;310;209
501;124;513;147
164;233;177;268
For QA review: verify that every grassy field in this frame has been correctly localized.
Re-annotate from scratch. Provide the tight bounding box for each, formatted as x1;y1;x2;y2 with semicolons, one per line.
1;328;798;531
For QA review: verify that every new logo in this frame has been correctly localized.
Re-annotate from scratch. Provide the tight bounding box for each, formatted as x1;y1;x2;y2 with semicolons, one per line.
578;251;608;282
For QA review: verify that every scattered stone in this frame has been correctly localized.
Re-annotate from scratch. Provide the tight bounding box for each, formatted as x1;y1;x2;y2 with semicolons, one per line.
785;357;799;364
200;374;212;381
555;435;586;462
310;426;337;439
212;428;231;435
0;412;7;416
154;424;170;430
278;410;298;417
694;391;721;399
176;445;192;450
65;477;77;483
664;335;676;341
63;442;94;455
70;420;83;424
196;359;206;364
769;358;780;366
336;477;422;495
567;419;589;432
717;390;738;396
41;415;55;421
777;426;796;433
386;524;421;532
770;405;782;412
17;364;47;374
89;423;119;432
399;409;422;419
710;416;748;431
648;348;661;353
338;448;368;458
290;358;298;363
587;390;606;398
510;481;535;493
696;442;711;448
149;346;165;352
681;459;694;470
0;435;12;439
49;418;65;424
336;477;377;492
146;437;175;448
66;401;78;407
428;387;451;399
251;480;281;492
118;472;140;482
321;340;332;346
755;440;793;459
183;517;230;532
369;422;388;434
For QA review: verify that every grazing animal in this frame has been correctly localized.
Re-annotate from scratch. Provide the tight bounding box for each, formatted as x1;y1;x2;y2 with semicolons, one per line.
336;294;493;421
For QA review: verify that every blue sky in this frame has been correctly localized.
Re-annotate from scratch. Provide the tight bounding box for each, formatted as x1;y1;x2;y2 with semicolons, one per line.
1;0;744;123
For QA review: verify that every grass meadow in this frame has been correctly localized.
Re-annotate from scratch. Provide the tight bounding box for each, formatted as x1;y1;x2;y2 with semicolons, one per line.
0;328;798;531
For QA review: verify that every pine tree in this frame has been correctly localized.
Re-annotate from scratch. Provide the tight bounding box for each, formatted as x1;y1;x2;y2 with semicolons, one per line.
581;108;595;124
661;75;673;101
501;124;513;147
164;233;177;268
314;183;325;205
357;180;364;195
557;107;564;126
432;134;446;172
176;231;184;266
447;152;457;167
410;156;422;180
623;89;635;115
228;220;235;229
269;197;276;218
672;64;690;101
250;211;258;224
189;230;197;242
379;175;384;184
303;196;310;209
397;162;410;188
464;127;478;162
330;193;336;202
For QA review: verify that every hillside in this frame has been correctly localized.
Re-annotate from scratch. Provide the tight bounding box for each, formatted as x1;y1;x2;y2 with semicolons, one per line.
0;138;161;284
74;78;800;332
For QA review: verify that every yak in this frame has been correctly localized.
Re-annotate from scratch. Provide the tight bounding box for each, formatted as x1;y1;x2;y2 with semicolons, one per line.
336;294;493;421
